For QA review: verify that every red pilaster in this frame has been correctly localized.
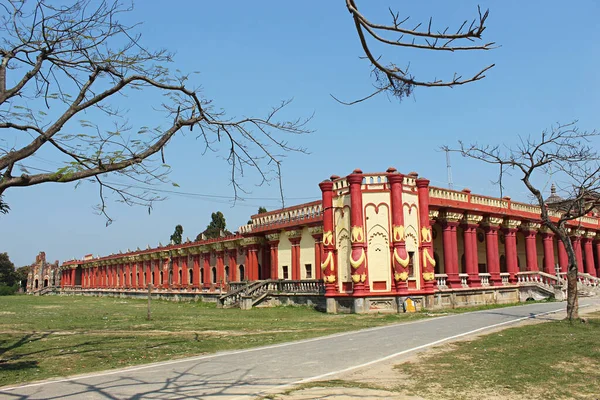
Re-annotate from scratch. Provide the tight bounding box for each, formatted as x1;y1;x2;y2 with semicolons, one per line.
416;178;436;293
182;256;189;288
348;169;368;295
203;254;210;288
522;223;540;272
463;221;481;287
319;180;337;295
503;221;520;283
541;231;556;275
595;240;600;278
572;234;584;273
192;255;200;289
290;238;301;280
228;250;237;282
312;233;323;280
583;235;596;276
484;220;502;285
442;219;461;288
388;169;410;294
268;239;279;279
558;240;569;273
216;251;225;287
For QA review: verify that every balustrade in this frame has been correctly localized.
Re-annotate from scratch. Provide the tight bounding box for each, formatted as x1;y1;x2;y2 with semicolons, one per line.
435;274;448;288
459;273;469;287
479;273;491;287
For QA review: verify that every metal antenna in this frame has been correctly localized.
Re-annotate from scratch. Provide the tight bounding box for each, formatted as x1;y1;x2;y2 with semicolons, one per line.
445;149;454;189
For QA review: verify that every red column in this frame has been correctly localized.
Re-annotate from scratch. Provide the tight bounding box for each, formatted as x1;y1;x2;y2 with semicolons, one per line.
290;238;301;280
249;246;259;281
153;260;160;289
268;237;279;279
583;235;596;276
572;234;584;273
133;262;139;289
442;217;461;288
192;255;200;289
348;169;367;294
522;223;540;272
558;240;568;273
595;240;600;278
541;231;556;275
319;180;337;295
216;251;225;287
181;256;188;288
228;250;237;282
388;169;410;293
203;253;211;287
462;216;481;287
416;178;435;293
503;221;520;283
484;219;502;286
312;233;323;280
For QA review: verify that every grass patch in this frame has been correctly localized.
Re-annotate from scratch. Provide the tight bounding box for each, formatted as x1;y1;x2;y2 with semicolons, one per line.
0;295;427;386
394;311;600;400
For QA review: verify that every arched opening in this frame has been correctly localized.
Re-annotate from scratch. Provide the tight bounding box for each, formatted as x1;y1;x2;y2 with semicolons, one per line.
188;269;193;285
200;268;204;284
159;271;164;285
129;272;133;286
178;269;182;285
151;271;155;285
239;265;245;281
460;254;466;273
34;279;39;289
434;252;441;274
500;255;507;273
168;270;173;285
257;263;262;280
75;266;82;285
211;267;217;283
224;266;230;282
43;279;48;287
137;272;140;286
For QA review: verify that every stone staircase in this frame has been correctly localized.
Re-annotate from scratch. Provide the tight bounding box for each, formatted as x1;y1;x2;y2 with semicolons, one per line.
218;279;324;309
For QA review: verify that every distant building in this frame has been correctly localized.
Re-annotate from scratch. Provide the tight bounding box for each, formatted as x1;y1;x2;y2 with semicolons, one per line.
27;252;59;292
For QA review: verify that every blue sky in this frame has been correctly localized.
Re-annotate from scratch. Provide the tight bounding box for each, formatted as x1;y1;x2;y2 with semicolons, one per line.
3;0;599;267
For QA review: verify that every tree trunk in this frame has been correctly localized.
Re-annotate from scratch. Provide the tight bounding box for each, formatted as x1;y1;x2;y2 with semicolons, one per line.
566;267;579;320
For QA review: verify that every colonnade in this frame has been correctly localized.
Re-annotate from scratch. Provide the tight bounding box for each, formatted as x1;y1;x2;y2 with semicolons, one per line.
432;211;600;288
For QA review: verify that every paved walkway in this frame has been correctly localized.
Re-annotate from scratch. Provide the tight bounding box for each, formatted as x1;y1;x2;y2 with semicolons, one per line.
1;300;596;399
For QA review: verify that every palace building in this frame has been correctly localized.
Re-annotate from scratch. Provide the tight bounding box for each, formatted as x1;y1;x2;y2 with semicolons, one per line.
59;168;600;313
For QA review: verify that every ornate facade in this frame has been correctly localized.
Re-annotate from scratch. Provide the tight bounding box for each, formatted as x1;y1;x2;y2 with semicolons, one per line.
60;169;600;312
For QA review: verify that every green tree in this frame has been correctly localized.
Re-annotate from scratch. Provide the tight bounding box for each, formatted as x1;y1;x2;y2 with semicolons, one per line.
14;265;30;288
170;224;183;245
0;252;16;287
199;211;228;240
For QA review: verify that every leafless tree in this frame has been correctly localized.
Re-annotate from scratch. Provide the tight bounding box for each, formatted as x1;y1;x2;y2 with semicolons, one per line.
447;122;600;321
340;0;496;104
0;0;310;224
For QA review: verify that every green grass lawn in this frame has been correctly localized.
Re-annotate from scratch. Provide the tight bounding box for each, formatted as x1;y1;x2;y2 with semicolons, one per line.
393;311;600;400
0;294;429;387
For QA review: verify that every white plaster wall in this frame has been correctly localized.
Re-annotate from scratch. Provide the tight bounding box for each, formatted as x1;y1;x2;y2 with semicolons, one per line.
335;194;351;290
299;227;316;279
364;192;391;292
278;231;292;279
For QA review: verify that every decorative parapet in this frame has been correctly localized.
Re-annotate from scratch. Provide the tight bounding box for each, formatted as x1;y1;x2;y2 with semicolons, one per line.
247;201;322;232
429;187;469;203
511;202;542;214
